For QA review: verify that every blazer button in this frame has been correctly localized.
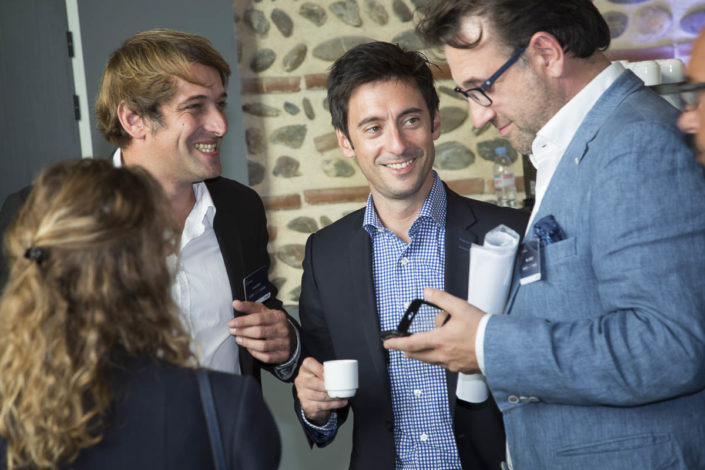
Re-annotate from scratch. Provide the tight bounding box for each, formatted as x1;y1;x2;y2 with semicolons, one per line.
385;420;394;432
507;395;520;404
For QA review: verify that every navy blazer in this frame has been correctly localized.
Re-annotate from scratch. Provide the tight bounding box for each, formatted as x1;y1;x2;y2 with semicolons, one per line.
0;355;280;469
204;176;296;383
295;185;529;469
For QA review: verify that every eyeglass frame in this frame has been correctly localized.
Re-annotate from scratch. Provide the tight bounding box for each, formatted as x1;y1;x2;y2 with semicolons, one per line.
379;298;445;341
649;81;705;107
454;44;528;107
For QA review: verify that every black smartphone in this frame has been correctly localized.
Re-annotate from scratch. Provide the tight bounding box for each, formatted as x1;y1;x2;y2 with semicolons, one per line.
378;299;441;341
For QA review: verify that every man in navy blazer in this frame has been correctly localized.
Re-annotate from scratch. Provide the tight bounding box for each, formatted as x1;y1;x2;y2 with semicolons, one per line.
387;1;705;469
0;29;299;384
293;42;528;469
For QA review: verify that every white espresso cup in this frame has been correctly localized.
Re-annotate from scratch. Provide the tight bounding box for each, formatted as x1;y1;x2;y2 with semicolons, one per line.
323;359;358;398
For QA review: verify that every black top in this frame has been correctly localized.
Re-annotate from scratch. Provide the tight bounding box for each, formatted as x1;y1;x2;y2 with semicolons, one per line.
0;355;280;469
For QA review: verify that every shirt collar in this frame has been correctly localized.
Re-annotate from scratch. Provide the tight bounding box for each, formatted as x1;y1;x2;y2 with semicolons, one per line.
181;183;216;248
363;171;446;234
112;148;123;167
531;62;625;167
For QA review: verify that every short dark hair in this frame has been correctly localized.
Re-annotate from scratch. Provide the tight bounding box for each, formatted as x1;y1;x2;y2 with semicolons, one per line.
327;41;440;142
417;0;610;58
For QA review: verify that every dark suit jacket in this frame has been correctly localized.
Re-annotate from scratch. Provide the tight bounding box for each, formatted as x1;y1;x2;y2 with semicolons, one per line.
204;176;296;383
295;185;529;469
0;354;280;469
0;176;294;384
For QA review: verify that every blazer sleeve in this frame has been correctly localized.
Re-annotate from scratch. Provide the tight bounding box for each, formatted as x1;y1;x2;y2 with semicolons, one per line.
485;119;705;406
292;232;350;447
248;188;300;335
212;179;300;380
253;193;302;380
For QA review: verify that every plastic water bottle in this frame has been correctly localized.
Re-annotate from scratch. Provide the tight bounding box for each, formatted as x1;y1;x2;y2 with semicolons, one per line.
493;147;518;208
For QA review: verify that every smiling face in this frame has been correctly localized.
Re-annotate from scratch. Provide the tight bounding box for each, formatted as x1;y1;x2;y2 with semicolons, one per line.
143;63;228;186
444;18;560;154
337;79;441;209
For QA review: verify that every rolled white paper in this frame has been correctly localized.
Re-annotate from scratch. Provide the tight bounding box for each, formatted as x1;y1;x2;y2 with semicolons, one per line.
457;225;520;403
456;371;490;403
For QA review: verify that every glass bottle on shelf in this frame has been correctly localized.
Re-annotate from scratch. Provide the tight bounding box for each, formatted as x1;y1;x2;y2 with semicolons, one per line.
493;146;518;208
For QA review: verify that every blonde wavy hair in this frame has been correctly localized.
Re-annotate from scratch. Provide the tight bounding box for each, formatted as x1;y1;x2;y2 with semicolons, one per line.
0;159;194;469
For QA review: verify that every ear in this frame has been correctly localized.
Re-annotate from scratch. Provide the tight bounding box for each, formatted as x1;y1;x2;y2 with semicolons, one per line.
527;31;565;79
117;101;148;140
336;129;356;159
431;108;441;140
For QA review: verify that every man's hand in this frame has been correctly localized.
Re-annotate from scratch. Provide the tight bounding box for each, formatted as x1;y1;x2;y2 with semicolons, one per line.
228;300;296;365
295;357;348;426
383;287;485;374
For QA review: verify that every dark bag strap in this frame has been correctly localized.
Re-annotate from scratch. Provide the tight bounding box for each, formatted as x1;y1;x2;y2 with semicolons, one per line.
197;368;228;470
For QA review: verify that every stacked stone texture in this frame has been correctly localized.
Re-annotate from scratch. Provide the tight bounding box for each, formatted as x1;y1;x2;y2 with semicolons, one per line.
233;0;705;307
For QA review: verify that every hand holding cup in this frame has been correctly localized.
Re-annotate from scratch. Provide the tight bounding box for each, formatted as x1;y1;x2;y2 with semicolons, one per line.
294;357;355;426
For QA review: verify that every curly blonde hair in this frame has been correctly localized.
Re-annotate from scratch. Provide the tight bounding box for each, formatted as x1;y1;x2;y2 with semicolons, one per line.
0;159;194;469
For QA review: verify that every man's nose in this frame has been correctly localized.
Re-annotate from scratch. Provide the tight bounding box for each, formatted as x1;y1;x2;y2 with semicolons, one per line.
468;99;496;130
386;124;406;155
678;109;699;135
206;107;228;137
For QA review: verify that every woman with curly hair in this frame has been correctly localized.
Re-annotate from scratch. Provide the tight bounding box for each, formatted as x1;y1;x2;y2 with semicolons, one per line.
0;159;280;469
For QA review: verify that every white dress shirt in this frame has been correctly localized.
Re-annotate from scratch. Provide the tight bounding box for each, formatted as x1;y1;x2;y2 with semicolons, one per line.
113;150;240;374
475;62;626;374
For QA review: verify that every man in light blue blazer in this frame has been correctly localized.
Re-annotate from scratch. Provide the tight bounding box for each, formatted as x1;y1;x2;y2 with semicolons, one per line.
386;1;705;468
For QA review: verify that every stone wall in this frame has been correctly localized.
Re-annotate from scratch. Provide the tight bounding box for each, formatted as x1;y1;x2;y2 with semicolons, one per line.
598;0;703;59
233;0;705;309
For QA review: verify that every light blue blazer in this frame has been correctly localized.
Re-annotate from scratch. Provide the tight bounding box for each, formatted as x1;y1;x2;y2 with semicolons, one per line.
484;70;705;469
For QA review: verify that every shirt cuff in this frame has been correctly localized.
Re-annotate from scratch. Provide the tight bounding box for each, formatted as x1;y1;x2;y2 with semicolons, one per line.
273;319;301;381
301;409;338;446
475;313;491;374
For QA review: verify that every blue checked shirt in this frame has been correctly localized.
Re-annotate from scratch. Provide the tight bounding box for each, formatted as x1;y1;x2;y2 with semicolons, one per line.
364;173;462;469
302;173;461;469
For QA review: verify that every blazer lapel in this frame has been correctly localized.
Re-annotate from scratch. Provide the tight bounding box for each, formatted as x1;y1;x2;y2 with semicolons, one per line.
443;187;480;415
205;179;253;375
505;70;644;316
348;226;391;387
207;179;246;301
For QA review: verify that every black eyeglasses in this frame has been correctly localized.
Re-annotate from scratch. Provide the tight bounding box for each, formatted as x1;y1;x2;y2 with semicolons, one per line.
379;299;443;341
454;45;528;107
650;81;705;108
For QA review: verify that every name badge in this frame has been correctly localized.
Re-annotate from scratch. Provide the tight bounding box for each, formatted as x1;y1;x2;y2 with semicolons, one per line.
243;265;272;303
519;239;541;285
